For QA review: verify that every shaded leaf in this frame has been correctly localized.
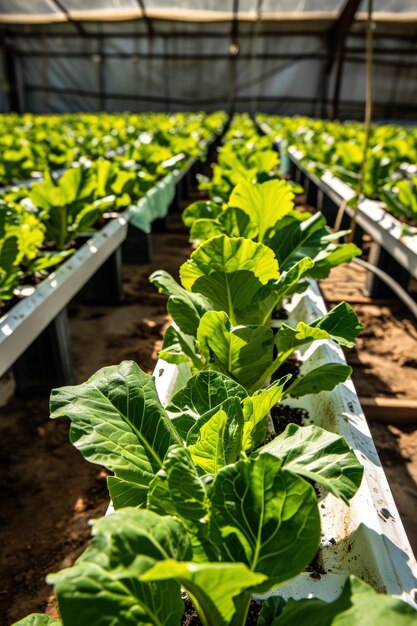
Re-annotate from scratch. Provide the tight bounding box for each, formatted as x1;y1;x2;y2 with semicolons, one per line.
262;423;364;503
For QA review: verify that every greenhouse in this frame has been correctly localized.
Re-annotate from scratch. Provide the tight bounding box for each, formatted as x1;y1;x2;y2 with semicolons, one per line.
1;1;417;625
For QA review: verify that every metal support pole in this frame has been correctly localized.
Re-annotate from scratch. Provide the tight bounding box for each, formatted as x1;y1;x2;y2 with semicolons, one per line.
13;308;76;396
80;247;124;305
364;243;410;299
2;31;20;112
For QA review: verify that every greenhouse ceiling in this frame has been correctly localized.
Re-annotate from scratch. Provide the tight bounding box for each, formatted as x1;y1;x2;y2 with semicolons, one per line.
0;0;416;24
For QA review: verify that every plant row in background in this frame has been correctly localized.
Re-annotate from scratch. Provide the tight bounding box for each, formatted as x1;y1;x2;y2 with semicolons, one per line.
0;112;224;186
258;114;417;224
15;114;417;626
0;111;227;307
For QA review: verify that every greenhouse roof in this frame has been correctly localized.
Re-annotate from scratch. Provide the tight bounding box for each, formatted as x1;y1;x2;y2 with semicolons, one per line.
1;0;416;24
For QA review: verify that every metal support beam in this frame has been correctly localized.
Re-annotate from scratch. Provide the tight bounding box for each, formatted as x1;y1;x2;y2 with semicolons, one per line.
49;0;86;36
135;0;155;38
2;31;20;112
320;0;362;118
228;0;239;115
98;33;106;110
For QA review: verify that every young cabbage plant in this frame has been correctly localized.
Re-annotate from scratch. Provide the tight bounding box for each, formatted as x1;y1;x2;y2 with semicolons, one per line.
25;166;115;250
183;179;361;279
50;361;363;514
15;509;416;626
150;263;362;393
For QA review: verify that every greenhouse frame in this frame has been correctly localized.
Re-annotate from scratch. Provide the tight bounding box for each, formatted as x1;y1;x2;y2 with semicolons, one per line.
1;2;417;626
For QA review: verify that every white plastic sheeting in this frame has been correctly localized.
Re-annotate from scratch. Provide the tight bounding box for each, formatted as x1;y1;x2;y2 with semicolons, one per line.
1;0;417;23
1;2;416;119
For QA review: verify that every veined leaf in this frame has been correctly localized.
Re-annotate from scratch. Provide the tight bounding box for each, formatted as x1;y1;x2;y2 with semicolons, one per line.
310;301;364;348
210;454;320;590
241;376;290;452
268;212;327;268
48;509;190;626
142;560;266;626
182;200;222;227
264;576;417;626
180;235;279;325
148;445;208;521
229;179;294;242
307;243;362;280
197;310;275;390
261;423;363;503
189;218;225;243
188;406;243;474
150;269;211;336
275;302;363;364
284;363;352;398
159;324;202;369
50;361;181;508
166;370;247;438
12;616;61;626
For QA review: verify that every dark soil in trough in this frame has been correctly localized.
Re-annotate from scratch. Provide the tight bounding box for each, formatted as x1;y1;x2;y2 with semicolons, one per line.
1;195;417;623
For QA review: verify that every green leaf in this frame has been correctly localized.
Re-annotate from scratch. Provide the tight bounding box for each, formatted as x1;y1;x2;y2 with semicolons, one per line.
275;302;363;365
12;616;61;626
265;588;351;626
310;302;364;348
284;363;352;398
188;407;243;474
307;243;362;280
229;179;294;242
332;576;417;625
197;311;275;391
241;376;290;452
28;249;73;274
150;270;211;337
217;206;258;239
166;370;247;439
182;200;222;227
142;560;266;626
256;597;286;626
210;454;320;589
48;509;190;626
148;445;208;521
180;235;279;326
266;576;417;626
270;257;314;308
262;423;364;503
50;361;180;508
189;218;225;243
268;212;327;268
159;325;202;369
0;235;19;271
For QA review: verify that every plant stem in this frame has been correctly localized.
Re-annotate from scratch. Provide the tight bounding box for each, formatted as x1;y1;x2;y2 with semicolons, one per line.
230;592;252;626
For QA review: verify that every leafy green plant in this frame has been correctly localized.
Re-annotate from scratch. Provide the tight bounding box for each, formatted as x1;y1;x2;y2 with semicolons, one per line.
150;233;362;392
183;179;361;279
15;507;416;626
51;362;362;510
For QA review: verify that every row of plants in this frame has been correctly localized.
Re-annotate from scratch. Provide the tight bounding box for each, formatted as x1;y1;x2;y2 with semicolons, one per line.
0;112;224;187
15;114;416;625
0;111;227;308
257;114;417;225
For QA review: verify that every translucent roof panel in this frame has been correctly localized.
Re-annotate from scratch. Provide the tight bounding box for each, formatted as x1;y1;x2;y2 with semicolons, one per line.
261;0;343;13
358;0;417;12
0;0;416;23
0;0;63;22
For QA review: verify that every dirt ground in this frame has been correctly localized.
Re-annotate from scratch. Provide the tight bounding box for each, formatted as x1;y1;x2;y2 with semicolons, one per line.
1;205;417;625
0;213;191;625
